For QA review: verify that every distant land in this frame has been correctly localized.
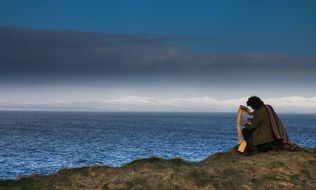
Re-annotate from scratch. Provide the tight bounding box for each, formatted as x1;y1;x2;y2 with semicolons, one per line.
1;96;316;113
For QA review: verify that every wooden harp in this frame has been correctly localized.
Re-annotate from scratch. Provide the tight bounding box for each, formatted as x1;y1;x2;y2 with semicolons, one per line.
236;105;252;153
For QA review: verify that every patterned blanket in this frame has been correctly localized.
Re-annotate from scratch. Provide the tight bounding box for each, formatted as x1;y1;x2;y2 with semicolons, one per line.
265;105;291;145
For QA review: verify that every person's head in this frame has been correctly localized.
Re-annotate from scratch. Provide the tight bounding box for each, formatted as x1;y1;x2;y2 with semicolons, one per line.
247;96;264;110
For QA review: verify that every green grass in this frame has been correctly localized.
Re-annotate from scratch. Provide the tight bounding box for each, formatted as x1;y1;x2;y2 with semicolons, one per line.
187;167;215;187
0;178;42;190
268;161;286;168
0;148;315;190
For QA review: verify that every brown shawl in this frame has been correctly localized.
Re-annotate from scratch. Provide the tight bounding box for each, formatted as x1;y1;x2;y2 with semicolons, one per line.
265;105;291;145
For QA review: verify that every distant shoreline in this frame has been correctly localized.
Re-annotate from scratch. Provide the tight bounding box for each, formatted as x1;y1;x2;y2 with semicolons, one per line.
1;110;316;114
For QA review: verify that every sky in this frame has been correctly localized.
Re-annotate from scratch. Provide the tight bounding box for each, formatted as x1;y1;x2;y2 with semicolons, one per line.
0;0;316;112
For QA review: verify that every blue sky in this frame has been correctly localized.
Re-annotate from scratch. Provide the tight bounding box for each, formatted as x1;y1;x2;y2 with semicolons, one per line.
0;0;316;112
1;0;315;54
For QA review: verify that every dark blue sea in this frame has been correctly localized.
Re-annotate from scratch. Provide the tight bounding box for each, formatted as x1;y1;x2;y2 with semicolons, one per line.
0;111;315;179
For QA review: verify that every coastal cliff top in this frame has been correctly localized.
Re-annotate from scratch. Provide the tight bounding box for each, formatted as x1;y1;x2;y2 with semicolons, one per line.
1;147;315;190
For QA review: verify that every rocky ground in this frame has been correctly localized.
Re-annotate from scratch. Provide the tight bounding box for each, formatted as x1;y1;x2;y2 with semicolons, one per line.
0;146;315;190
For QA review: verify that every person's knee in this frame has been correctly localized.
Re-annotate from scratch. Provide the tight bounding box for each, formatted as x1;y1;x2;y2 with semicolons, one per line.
242;128;248;136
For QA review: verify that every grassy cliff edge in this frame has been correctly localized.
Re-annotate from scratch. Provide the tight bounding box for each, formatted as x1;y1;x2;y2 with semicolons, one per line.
1;147;315;190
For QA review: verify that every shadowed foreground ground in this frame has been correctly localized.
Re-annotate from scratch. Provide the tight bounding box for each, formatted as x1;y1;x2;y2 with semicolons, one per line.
0;147;315;190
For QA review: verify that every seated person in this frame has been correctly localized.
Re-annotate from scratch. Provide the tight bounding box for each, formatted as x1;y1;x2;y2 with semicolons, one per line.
241;96;290;155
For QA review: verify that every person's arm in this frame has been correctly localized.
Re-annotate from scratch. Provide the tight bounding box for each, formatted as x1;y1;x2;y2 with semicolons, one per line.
240;105;253;115
245;112;261;131
244;123;255;131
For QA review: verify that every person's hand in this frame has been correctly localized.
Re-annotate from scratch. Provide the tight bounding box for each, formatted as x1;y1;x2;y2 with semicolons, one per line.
239;105;248;111
240;120;248;126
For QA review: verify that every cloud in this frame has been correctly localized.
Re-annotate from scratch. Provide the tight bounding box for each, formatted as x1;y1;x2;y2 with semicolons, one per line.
1;96;316;113
0;26;315;84
0;26;213;78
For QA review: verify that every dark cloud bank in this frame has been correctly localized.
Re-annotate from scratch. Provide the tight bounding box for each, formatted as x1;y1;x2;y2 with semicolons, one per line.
0;26;315;84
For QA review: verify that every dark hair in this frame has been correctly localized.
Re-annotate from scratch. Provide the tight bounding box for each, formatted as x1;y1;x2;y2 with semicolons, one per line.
247;96;264;110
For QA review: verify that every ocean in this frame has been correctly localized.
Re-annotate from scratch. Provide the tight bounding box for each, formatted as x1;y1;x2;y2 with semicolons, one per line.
0;111;315;179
